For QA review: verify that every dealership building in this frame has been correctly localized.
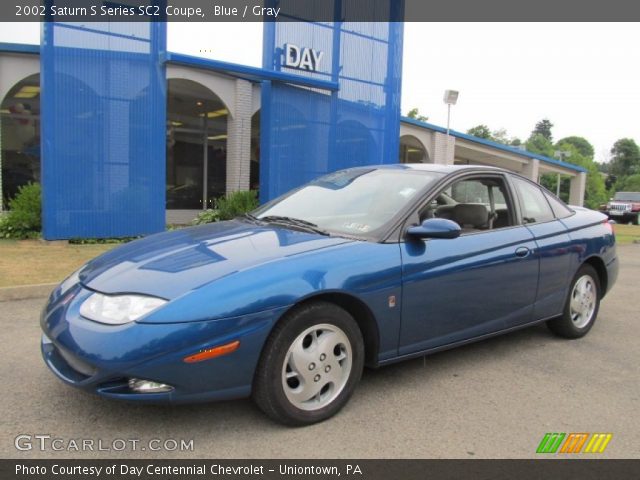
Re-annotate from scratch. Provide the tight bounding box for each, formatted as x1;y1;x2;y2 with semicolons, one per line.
0;20;587;239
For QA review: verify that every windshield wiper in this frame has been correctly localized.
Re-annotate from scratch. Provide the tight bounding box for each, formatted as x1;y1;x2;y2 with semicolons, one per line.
259;215;330;236
240;212;260;223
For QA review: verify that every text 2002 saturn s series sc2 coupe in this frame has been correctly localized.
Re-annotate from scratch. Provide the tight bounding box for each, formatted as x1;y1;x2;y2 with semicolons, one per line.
41;165;618;425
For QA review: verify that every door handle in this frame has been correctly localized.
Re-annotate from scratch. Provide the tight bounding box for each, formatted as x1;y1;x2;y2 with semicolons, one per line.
515;246;530;258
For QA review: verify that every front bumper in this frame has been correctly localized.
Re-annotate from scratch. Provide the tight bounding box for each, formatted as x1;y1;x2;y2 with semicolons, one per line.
40;284;287;404
606;210;638;222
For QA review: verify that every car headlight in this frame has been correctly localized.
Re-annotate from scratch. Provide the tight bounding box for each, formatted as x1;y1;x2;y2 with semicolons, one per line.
79;293;167;325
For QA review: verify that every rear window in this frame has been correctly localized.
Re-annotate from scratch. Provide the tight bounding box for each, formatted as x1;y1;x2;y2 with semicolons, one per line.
543;191;574;219
512;177;555;224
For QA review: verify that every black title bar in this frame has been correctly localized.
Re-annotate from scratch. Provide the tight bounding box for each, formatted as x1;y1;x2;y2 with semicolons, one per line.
2;459;640;480
1;0;640;22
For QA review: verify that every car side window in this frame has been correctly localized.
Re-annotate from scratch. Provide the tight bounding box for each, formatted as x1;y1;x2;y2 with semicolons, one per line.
419;176;514;234
543;191;574;219
512;177;555;224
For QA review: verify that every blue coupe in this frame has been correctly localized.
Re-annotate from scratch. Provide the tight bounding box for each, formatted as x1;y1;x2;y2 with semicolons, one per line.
41;165;618;425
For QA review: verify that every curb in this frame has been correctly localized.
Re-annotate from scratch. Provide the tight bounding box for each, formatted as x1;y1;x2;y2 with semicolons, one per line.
0;283;56;302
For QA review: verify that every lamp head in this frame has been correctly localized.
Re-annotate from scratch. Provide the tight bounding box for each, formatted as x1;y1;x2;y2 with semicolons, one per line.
443;90;459;105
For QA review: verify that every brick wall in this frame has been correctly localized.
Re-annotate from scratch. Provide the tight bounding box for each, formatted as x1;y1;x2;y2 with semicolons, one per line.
226;78;252;193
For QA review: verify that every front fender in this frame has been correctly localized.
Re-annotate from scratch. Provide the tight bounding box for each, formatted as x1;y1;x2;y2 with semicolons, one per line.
141;241;404;360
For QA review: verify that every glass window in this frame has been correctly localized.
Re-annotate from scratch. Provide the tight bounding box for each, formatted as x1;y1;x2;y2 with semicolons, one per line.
512;177;555;224
399;135;429;163
166;79;227;210
543;190;573;218
1;74;41;209
422;177;514;232
255;168;443;236
614;192;640;202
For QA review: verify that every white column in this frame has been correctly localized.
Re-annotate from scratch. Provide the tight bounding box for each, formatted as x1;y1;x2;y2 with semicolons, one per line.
226;78;252;193
432;132;455;165
569;172;586;207
521;159;540;182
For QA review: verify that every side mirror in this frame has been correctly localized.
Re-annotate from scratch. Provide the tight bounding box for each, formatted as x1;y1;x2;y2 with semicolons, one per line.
407;218;461;239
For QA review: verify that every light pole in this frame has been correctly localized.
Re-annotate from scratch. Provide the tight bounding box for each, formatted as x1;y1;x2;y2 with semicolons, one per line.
443;89;459;135
554;150;571;197
443;90;459;164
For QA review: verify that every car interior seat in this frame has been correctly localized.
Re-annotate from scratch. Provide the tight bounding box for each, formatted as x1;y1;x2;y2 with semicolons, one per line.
452;204;489;233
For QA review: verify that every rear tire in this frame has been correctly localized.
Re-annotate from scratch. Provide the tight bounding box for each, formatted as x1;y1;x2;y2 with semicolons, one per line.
252;301;364;426
547;264;600;339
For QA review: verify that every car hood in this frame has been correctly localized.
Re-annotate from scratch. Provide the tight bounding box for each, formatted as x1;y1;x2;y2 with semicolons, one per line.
79;220;353;300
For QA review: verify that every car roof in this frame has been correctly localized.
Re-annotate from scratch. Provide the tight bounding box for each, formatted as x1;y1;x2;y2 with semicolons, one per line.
369;163;506;174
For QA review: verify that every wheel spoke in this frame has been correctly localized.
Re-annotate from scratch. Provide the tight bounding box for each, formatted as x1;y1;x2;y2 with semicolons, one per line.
287;349;315;385
570;295;582;314
288;383;321;404
577;278;587;296
310;329;319;349
323;362;344;386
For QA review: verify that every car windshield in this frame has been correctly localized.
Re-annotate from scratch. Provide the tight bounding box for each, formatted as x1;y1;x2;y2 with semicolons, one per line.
614;192;640;202
254;168;443;236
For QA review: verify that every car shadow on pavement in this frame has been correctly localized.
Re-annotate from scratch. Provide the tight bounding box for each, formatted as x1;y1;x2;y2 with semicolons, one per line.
360;322;554;389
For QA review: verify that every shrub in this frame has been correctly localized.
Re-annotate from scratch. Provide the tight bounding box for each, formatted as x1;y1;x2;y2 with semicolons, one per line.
193;190;259;225
68;237;139;245
216;190;259;220
192;209;221;225
0;183;42;239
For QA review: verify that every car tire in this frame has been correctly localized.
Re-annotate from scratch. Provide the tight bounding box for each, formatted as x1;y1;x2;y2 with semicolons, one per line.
547;264;601;339
252;301;364;426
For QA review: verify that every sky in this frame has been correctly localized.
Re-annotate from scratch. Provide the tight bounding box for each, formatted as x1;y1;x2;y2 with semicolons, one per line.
2;22;639;163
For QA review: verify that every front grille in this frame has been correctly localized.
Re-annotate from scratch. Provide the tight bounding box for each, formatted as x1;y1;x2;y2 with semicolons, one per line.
610;204;631;212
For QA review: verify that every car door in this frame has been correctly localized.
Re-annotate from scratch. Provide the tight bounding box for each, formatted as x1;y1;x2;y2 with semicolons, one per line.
510;175;573;321
398;173;539;356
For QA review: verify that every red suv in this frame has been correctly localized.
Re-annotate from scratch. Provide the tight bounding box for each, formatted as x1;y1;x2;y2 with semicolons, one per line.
603;192;640;224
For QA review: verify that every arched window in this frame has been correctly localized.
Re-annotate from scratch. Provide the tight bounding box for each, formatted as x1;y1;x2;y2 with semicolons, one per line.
399;135;429;164
166;79;229;210
1;74;40;209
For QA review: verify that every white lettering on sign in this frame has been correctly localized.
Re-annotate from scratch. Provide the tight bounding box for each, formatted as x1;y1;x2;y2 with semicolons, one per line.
284;44;324;72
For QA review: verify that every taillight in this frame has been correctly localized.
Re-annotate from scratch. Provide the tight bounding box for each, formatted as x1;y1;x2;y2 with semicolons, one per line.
604;219;614;234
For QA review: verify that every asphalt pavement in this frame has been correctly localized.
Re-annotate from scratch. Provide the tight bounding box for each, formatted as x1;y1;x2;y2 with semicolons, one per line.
1;246;638;459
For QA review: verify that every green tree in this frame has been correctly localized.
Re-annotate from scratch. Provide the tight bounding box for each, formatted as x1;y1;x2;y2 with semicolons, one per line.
467;125;521;146
467;124;493;140
556;136;595;158
492;128;521;146
553;142;608;209
406;108;428;122
531;119;554;142
619;174;640;192
526;133;554;157
609;138;640;177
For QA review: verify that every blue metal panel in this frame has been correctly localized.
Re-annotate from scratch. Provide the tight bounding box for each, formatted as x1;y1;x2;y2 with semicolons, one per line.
165;52;339;91
260;3;404;203
41;19;166;239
